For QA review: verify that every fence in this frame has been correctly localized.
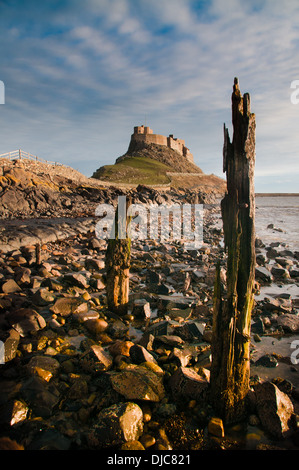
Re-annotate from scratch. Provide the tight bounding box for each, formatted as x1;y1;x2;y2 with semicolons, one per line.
0;149;68;167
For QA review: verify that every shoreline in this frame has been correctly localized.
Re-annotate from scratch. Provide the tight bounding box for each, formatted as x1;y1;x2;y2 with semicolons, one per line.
0;203;298;450
255;193;299;197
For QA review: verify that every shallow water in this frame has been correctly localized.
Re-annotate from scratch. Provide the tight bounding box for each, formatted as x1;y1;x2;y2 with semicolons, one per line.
255;196;299;252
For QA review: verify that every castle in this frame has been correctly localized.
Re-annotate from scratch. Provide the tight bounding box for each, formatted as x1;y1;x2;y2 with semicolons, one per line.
130;125;194;163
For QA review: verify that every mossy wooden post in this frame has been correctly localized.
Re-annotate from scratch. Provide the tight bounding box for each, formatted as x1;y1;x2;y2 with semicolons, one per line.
105;196;131;316
210;78;256;423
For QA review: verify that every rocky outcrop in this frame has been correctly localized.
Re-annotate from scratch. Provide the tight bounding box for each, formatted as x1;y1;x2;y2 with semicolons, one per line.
0;158;223;220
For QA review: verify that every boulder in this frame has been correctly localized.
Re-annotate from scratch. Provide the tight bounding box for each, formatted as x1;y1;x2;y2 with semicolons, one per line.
255;266;273;283
277;314;299;333
20;376;60;418
6;308;46;337
87;402;143;449
26;355;60;381
129;343;157;364
110;364;165;402
2;279;21;294
0;399;29;426
62;273;89;289
169;366;209;401
132;299;151;319
255;381;294;439
50;297;88;317
81;344;113;373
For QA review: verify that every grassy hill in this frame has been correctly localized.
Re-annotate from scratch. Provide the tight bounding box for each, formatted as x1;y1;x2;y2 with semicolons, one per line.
92;140;225;194
92;155;172;185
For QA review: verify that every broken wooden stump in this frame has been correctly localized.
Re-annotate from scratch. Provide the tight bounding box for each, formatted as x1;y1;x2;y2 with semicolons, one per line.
105;196;131;316
210;78;256;423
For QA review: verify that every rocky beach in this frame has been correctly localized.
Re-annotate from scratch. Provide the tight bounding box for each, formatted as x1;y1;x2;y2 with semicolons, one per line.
0;177;299;450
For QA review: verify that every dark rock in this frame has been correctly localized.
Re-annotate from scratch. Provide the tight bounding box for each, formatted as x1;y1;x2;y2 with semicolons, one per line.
31;288;55;306
255;354;278;368
110;365;165;401
87;402;143;449
20;376;60;418
0;328;20;362
80;344;113;374
175;321;205;342
271;265;290;279
84;258;105;271
255;381;294;439
50;297;88;317
132;299;151;319
277;314;299;333
27;429;71;450
6;308;46;337
255;266;273;283
169;366;209;401
0;399;29;426
129;344;157;364
251;318;265;335
62;273;89;289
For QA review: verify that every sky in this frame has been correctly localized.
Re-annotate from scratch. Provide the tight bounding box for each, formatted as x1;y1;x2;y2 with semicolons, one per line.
0;0;298;193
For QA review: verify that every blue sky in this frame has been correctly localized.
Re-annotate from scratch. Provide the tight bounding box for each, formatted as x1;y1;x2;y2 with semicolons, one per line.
0;0;298;192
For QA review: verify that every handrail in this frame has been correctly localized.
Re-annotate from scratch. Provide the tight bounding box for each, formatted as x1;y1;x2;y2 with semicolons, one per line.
0;149;69;167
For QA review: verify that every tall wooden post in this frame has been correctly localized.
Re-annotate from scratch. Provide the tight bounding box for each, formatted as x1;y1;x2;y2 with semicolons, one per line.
210;78;256;423
105;196;131;316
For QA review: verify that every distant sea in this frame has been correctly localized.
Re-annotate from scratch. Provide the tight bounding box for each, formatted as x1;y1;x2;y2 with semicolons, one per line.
255;194;299;252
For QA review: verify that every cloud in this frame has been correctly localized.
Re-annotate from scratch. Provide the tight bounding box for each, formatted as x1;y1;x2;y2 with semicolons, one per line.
0;0;298;191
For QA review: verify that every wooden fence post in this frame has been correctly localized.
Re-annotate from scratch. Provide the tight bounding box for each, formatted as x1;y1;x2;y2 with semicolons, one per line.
105;196;131;316
209;78;256;423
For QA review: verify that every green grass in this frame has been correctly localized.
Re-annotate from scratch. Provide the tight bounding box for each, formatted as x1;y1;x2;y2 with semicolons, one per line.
93;156;172;185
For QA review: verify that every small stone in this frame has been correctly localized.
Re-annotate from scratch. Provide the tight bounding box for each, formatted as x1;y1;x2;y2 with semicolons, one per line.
255;354;278;368
108;340;135;357
121;440;145;450
169;366;209;401
84;318;108;335
208;417;225;437
0;399;29;426
132;299;151;319
277;314;299;333
139;433;156;449
81;344;113;373
51;297;88;317
2;279;21;293
32;288;55;306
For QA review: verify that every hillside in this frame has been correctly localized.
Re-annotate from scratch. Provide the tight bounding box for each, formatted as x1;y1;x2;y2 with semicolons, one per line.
0;155;224;220
92;140;225;193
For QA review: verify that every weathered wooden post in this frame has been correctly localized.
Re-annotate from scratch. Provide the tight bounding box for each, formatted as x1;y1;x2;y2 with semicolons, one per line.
105;196;131;316
210;78;256;423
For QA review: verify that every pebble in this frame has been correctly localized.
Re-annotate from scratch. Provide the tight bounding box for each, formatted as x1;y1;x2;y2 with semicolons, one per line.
0;203;297;451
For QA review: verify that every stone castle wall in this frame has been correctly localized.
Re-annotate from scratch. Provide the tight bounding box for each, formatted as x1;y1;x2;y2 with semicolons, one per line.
131;125;194;163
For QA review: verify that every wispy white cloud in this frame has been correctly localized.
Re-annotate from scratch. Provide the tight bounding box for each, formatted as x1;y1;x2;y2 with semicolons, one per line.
0;0;298;190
